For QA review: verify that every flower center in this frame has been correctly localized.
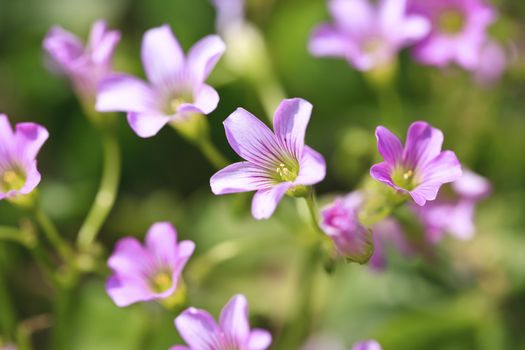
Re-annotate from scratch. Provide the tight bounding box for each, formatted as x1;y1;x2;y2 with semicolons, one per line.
150;271;173;293
392;167;418;190
438;9;465;35
363;36;384;55
275;162;298;182
165;91;194;115
0;168;25;192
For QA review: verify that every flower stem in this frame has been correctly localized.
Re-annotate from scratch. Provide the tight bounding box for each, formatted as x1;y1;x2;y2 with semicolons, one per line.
0;245;16;343
171;115;229;170
33;208;74;264
77;130;121;248
304;190;328;239
276;243;320;349
0;226;26;245
195;136;229;170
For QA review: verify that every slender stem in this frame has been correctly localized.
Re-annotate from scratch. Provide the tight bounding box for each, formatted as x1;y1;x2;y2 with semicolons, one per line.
50;285;74;350
33;208;74;263
253;75;286;122
77;131;121;248
276;244;320;349
0;245;16;343
195;137;229;170
0;226;25;244
304;190;327;239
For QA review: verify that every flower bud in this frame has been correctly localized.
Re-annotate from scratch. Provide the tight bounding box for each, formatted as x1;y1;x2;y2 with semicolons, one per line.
321;192;374;264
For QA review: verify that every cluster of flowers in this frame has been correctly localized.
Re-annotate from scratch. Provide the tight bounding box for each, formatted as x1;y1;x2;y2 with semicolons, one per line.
0;0;496;348
310;0;506;84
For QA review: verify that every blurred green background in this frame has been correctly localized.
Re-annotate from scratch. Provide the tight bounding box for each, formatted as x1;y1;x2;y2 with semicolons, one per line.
1;0;525;349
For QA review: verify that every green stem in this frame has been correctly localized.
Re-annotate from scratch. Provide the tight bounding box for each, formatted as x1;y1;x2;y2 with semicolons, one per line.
0;226;25;245
253;75;286;122
33;208;74;264
195;137;229;170
0;245;16;343
77;131;121;248
50;285;74;350
304;190;327;239
276;244;320;348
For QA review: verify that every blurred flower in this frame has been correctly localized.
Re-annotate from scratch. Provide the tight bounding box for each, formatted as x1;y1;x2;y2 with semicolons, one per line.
352;340;382;350
369;218;412;270
321;192;374;263
409;0;496;69
473;40;507;86
412;170;490;243
370;121;462;206
309;0;430;71
210;98;326;220
96;25;225;138
211;0;245;31
43;20;121;104
0;114;48;200
172;294;272;350
1;344;16;350
106;222;195;307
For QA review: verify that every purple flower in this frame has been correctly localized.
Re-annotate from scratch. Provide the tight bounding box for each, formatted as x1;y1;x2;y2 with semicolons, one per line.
96;25;225;138
473;40;507;86
0;114;48;200
410;0;496;69
321;192;374;263
369;218;412;270
309;0;430;71
370;121;462;206
172;294;272;350
412;170;490;243
43;20;121;103
210;98;326;220
352;340;382;350
106;222;195;307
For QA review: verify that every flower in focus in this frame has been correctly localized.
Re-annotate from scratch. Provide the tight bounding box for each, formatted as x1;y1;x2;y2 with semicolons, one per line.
43;20;121;104
352;340;383;350
321;192;374;263
106;222;195;307
409;0;496;69
412;170;490;243
210;98;326;220
0;114;48;200
96;25;225;138
172;294;272;350
369;218;413;270
309;0;430;71
473;40;507;86
370;121;462;206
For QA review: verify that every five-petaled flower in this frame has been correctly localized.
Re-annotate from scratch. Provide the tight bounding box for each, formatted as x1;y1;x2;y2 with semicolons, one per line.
309;0;430;71
43;20;121;104
0;114;48;200
370;121;462;206
96;25;225;138
172;294;272;350
321;192;374;263
210;98;326;220
106;222;195;307
409;0;496;69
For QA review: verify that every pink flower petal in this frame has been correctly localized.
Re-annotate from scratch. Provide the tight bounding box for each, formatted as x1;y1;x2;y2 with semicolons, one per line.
141;25;184;86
